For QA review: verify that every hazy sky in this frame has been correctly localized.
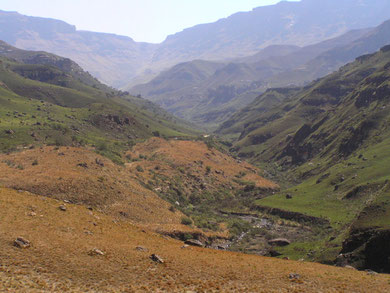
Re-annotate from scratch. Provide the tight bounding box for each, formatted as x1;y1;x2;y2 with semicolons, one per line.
0;0;299;43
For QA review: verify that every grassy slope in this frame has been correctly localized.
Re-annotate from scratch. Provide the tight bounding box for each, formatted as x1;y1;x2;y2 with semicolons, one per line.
222;47;390;262
0;55;197;162
2;187;390;292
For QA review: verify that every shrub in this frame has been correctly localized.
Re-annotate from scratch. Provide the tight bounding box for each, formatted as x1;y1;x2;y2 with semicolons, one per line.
136;165;144;172
181;216;193;226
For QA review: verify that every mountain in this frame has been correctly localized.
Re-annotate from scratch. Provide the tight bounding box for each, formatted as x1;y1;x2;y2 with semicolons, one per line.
151;0;390;66
218;19;390;136
2;0;390;88
219;45;390;271
0;40;196;163
131;26;376;128
0;10;157;88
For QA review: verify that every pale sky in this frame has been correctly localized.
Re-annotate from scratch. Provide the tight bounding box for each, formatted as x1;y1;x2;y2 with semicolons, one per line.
0;0;300;43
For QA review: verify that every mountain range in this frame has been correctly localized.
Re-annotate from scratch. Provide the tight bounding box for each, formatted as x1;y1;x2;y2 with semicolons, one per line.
133;19;390;128
1;0;390;90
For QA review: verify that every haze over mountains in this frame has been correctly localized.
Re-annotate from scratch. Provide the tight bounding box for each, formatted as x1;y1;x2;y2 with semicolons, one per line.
1;0;390;91
133;19;390;128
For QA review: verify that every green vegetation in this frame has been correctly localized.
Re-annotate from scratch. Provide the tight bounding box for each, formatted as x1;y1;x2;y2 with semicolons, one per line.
220;46;390;265
0;43;198;162
181;216;193;226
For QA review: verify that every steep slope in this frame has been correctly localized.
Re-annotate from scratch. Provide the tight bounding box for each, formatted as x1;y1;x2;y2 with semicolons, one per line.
0;40;107;91
2;0;390;88
2;187;390;292
0;42;196;161
222;46;390;270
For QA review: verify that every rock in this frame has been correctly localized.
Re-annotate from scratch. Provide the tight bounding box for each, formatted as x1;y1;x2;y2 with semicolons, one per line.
283;257;290;260
184;239;205;247
288;273;301;280
181;244;189;249
58;205;67;212
135;246;148;252
88;248;105;256
286;194;293;199
14;237;30;249
5;129;14;135
268;238;291;246
95;158;104;167
269;250;282;257
344;265;357;270
365;269;378;275
77;162;88;168
150;254;164;263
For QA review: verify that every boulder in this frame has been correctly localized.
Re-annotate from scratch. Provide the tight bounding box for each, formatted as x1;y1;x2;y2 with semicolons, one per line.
268;238;291;246
150;254;164;263
14;237;30;249
58;205;67;212
135;246;148;252
88;248;105;256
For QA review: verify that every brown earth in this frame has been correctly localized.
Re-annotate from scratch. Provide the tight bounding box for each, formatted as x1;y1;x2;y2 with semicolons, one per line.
1;187;390;292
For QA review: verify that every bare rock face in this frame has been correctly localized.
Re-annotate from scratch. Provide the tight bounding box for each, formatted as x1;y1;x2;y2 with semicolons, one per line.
14;237;30;249
268;238;291;247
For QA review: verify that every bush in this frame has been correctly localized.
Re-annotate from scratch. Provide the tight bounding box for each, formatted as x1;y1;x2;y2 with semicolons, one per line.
181;216;193;226
205;166;211;174
136;165;144;172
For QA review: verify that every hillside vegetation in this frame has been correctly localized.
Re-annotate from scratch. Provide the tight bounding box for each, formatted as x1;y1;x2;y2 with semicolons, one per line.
0;41;196;164
220;46;390;271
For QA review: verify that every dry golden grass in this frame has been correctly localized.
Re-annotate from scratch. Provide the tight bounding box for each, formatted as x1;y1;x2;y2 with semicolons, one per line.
0;146;182;226
1;187;390;292
127;138;278;192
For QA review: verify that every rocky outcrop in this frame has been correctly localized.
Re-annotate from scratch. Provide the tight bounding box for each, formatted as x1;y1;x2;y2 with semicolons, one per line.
268;238;291;246
339;228;390;273
255;205;330;226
